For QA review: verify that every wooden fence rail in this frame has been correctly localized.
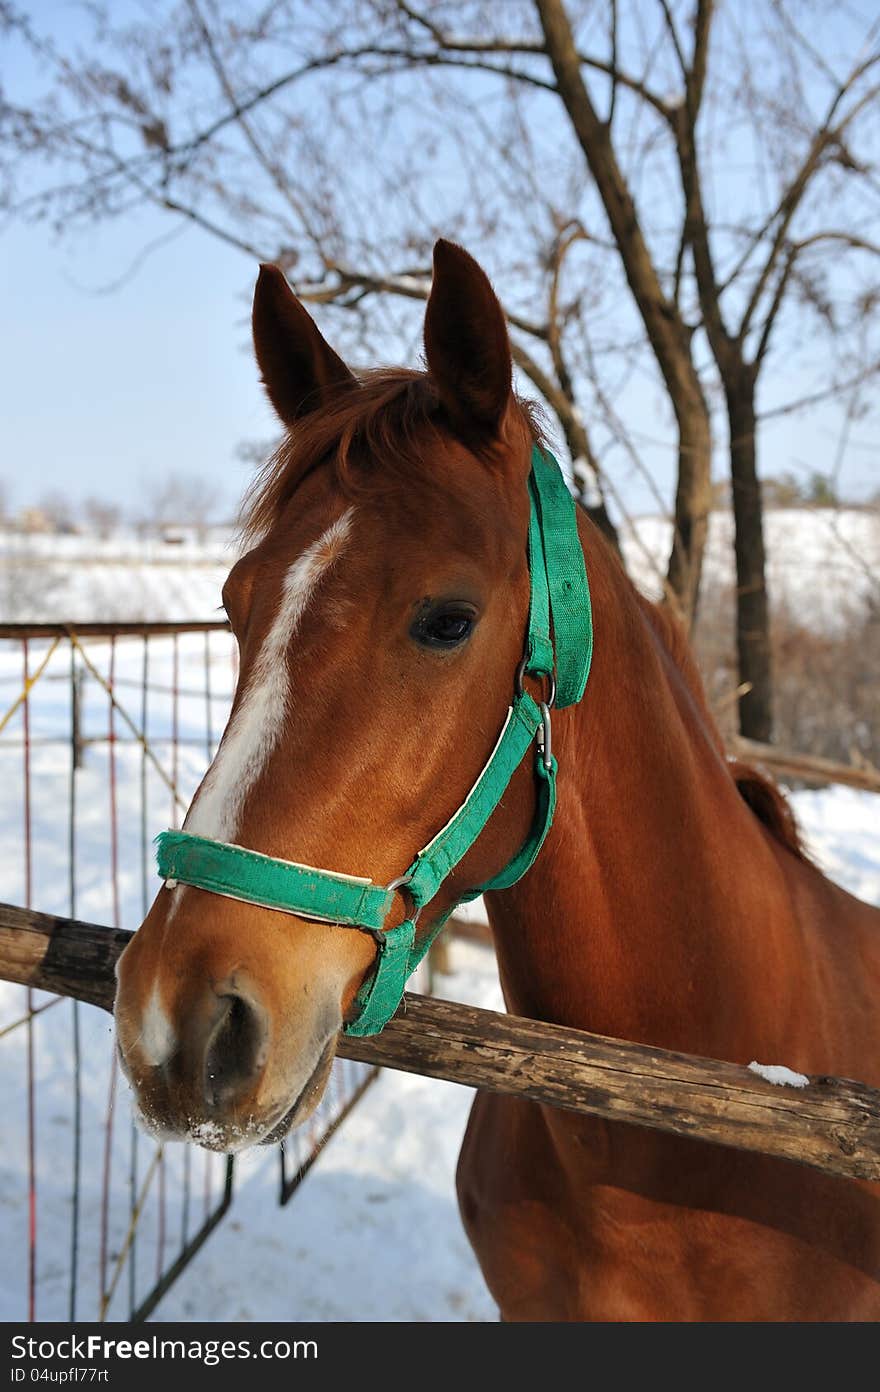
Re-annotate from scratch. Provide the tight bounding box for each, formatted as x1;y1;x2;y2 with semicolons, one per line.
729;737;880;795
1;900;878;1184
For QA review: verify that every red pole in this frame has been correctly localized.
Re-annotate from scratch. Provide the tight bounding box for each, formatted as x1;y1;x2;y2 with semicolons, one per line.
99;638;120;1315
22;639;36;1323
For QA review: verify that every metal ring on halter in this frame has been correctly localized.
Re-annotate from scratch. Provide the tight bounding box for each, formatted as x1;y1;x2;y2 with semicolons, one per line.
385;871;421;926
515;657;557;710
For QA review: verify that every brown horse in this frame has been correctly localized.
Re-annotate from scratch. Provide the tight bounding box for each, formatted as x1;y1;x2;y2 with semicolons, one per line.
114;240;880;1320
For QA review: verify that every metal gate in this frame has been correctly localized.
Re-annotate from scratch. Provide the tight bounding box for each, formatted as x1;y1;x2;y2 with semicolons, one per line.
0;621;376;1322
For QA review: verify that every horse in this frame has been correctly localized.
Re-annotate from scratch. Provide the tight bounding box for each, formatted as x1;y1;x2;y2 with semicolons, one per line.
114;240;880;1320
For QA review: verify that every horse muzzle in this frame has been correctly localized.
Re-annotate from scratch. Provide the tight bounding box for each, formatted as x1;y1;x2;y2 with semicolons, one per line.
114;944;342;1152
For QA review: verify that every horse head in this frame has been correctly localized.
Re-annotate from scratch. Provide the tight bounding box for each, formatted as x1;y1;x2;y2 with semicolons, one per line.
114;241;544;1150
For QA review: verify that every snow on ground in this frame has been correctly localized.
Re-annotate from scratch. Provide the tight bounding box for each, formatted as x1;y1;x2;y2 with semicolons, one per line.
621;507;879;631
790;785;880;907
0;529;233;623
3;506;877;628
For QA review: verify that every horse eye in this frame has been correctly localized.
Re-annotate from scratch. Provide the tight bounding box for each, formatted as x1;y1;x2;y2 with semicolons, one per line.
411;604;477;649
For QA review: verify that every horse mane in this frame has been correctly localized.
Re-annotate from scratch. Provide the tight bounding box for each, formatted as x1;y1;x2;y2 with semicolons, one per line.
240;368;543;543
725;761;807;860
639;591;808;862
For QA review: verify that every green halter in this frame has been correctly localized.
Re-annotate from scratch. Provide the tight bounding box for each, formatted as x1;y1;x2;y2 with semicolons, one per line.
155;444;593;1036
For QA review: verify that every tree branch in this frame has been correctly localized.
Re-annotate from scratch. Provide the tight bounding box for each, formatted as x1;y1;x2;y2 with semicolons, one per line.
295;264;547;343
546;222;584;412
752;245;797;368
184;0;327;260
792;230;880;258
508;335;598;481
534;0;694;399
671;1;719;328
657;0;688;80
738;58;880;341
608;0;620;126
392;0;677;122
758;355;880;421
747;227;880;371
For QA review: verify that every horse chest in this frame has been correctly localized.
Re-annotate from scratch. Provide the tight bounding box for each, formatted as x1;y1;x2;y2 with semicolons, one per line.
456;1091;880;1320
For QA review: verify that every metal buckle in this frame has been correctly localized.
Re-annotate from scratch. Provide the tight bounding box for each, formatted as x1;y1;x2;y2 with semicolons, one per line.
515;657;556;710
536;702;553;771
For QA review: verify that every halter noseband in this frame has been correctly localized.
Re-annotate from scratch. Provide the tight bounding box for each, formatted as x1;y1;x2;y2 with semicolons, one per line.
154;445;593;1035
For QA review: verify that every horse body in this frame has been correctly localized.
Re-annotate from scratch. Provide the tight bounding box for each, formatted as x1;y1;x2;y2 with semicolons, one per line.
457;518;880;1319
114;240;880;1320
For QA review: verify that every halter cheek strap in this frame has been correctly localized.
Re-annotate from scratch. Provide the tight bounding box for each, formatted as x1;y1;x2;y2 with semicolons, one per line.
154;444;593;1036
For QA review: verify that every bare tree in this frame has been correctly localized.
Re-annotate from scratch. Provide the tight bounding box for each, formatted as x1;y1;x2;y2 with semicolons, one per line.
0;523;63;618
661;0;880;738
138;472;220;540
82;496;122;538
3;1;879;739
36;489;78;534
0;0;706;607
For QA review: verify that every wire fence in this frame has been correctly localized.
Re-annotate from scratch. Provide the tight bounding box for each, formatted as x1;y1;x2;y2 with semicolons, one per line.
0;621;378;1322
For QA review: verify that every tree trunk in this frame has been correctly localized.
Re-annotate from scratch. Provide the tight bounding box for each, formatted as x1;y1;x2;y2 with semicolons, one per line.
727;371;773;741
667;389;713;622
509;337;622;555
536;0;711;625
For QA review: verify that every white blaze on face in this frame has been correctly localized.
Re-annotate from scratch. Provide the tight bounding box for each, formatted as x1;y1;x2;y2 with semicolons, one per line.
139;984;177;1068
184;509;354;844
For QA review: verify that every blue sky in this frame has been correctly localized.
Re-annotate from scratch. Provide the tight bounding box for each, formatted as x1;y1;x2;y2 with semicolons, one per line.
0;210;276;520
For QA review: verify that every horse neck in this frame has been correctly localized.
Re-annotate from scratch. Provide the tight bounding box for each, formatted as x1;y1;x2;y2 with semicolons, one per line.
486;523;797;1059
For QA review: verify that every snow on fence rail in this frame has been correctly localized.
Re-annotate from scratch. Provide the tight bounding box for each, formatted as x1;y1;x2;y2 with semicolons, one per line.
0;621;376;1323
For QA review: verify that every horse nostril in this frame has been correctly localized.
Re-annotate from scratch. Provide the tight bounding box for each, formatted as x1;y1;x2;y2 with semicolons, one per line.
203;991;269;1109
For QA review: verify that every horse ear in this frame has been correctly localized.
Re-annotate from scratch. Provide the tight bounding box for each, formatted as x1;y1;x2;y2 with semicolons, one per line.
424;240;512;441
252;264;355;427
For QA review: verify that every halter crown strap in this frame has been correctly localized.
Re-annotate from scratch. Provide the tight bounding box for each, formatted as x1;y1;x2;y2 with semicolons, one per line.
527;444;593;706
152;445;592;1036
